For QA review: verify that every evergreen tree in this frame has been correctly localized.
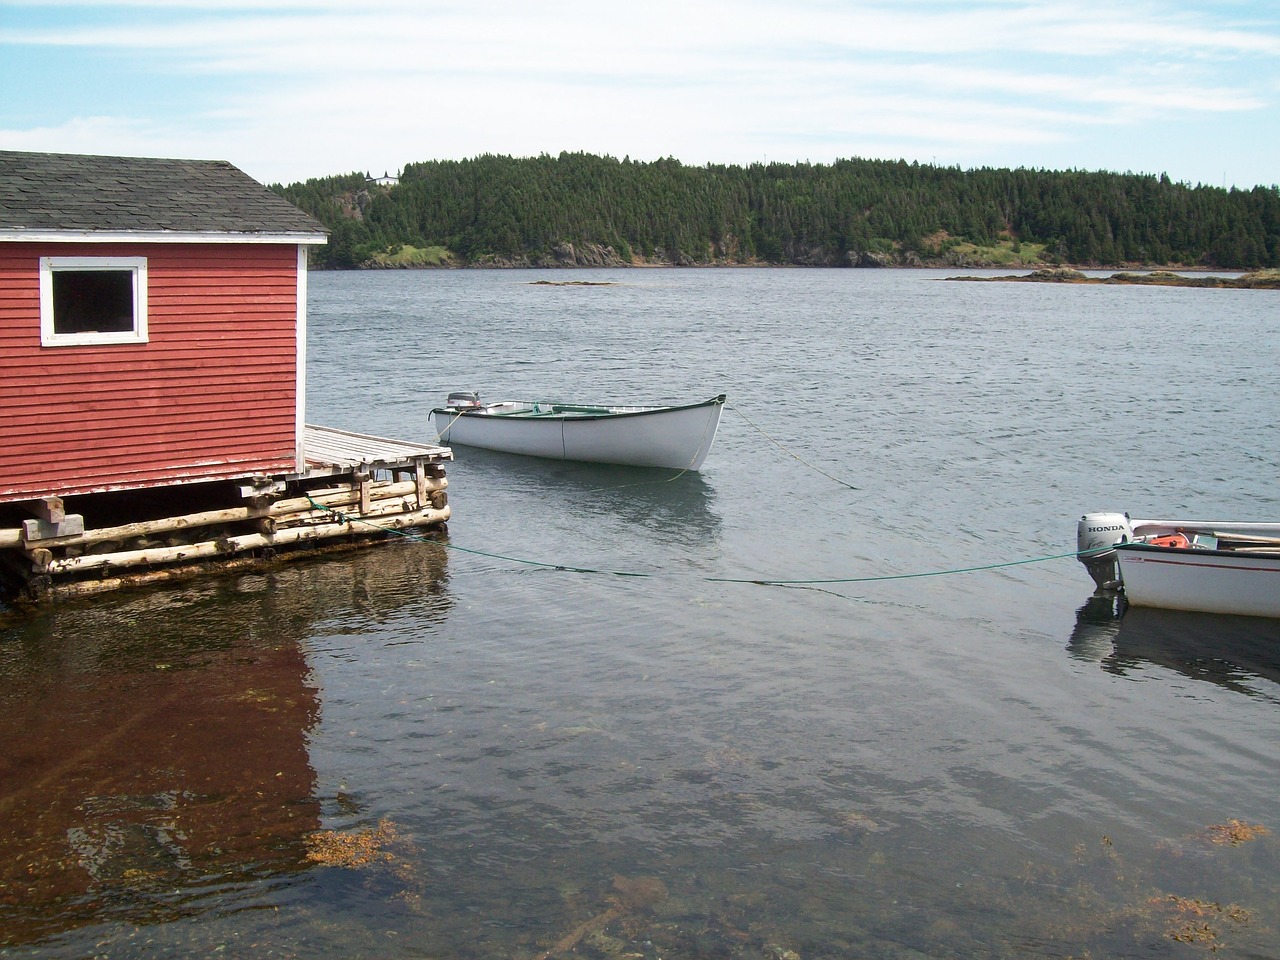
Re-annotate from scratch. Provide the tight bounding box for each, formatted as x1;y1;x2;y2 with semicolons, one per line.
273;156;1280;269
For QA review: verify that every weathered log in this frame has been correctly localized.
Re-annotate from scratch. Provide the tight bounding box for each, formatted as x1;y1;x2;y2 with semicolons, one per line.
46;529;448;600
48;558;264;599
20;478;445;551
46;506;449;575
4;478;447;552
264;478;444;514
266;495;422;531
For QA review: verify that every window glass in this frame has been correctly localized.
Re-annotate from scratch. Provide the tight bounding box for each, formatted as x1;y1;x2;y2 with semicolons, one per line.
51;270;136;334
39;257;148;346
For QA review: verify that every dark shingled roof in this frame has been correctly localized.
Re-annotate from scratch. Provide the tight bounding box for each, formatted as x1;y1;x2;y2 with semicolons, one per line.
0;150;327;238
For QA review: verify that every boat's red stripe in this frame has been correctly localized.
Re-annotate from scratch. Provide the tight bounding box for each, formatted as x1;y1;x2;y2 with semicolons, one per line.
1124;556;1280;574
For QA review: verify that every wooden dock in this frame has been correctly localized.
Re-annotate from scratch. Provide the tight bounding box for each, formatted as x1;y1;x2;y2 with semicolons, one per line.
302;424;452;474
0;425;454;603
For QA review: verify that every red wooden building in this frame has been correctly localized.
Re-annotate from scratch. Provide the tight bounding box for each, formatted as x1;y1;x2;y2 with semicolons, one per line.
0;151;451;601
0;150;329;501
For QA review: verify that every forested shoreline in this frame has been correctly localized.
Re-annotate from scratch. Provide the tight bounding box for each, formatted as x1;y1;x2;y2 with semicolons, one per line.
274;153;1280;271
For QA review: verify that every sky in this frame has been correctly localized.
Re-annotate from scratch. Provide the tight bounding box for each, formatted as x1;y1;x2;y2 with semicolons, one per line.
1;0;1278;189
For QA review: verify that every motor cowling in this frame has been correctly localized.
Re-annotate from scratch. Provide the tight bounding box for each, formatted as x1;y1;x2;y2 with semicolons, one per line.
1076;512;1133;591
445;391;481;408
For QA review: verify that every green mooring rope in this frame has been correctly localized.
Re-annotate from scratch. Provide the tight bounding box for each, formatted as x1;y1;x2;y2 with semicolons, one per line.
304;494;1085;586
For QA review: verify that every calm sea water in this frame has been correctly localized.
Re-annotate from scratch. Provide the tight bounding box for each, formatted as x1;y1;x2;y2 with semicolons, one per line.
3;269;1279;958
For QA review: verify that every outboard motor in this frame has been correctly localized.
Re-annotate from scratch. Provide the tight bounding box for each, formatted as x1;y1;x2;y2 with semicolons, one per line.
1076;512;1133;592
445;391;481;409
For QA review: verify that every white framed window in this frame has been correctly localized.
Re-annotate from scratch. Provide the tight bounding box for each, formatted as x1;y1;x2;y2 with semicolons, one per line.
39;256;148;346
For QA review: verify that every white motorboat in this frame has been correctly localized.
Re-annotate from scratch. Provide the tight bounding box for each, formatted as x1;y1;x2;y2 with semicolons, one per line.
430;393;726;470
1076;513;1280;618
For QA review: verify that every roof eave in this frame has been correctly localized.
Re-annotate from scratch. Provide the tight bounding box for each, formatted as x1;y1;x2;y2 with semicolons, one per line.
0;229;329;245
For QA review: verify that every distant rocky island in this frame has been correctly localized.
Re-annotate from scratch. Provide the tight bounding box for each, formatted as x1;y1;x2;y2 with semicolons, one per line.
945;268;1280;289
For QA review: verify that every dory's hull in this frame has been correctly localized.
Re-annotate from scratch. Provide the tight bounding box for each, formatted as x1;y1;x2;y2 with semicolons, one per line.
1078;517;1280;618
1115;543;1280;618
431;395;725;470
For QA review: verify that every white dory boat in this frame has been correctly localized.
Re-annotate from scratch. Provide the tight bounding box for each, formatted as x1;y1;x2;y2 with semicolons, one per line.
1077;513;1280;618
431;393;726;470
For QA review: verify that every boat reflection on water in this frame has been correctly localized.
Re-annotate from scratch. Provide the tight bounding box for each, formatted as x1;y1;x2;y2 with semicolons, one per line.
448;446;722;550
0;540;450;950
1068;594;1280;697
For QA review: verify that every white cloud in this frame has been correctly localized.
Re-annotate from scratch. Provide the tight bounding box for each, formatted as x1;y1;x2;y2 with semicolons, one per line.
0;115;186;157
2;0;1278;186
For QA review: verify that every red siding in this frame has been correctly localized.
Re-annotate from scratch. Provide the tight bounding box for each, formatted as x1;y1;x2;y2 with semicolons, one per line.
0;242;301;502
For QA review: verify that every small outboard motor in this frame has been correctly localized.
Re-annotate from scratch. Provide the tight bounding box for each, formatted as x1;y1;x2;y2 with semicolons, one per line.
445;391;481;408
1076;512;1133;592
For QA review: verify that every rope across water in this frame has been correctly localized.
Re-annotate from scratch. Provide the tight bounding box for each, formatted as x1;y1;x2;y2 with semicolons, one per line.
311;399;1109;586
304;494;1087;585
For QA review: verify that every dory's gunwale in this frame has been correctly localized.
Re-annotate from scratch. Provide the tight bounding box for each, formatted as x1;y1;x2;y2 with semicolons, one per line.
430;394;727;422
1114;541;1280;563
